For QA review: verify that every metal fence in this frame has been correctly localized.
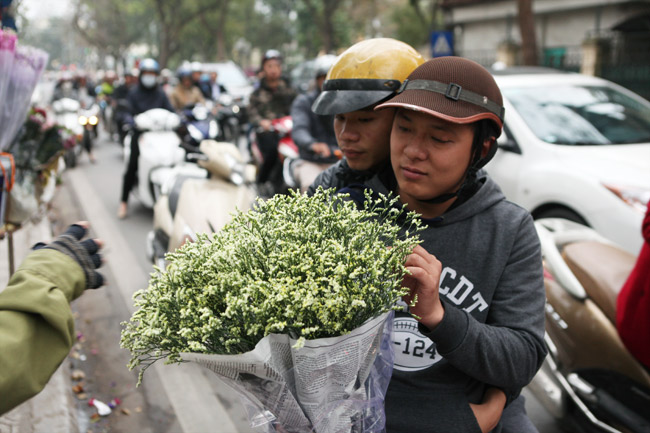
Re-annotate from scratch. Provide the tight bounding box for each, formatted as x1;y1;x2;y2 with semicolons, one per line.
457;32;650;101
600;32;650;101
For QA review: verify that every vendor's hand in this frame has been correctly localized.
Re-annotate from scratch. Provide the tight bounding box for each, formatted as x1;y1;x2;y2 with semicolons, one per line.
260;119;272;131
33;221;105;289
470;387;506;433
310;142;331;158
402;245;444;330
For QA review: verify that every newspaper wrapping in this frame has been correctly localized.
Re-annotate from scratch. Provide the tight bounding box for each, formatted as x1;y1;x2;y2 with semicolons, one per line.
182;311;395;433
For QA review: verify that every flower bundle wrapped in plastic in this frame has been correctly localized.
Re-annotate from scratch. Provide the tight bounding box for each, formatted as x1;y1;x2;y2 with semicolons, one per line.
0;29;17;111
121;188;422;432
0;30;48;151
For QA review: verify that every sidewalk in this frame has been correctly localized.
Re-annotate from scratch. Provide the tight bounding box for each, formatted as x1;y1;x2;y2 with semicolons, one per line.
0;214;79;433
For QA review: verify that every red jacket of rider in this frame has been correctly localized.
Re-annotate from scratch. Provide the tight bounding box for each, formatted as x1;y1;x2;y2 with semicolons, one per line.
617;201;650;369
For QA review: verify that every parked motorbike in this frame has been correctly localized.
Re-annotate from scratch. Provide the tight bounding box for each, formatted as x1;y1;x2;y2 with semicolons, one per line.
123;108;185;209
177;103;220;150
250;115;298;196
146;140;257;269
51;97;84;168
528;218;650;433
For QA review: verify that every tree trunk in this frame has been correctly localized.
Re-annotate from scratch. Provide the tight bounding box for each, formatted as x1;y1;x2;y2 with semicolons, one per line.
216;0;230;61
517;0;538;65
159;30;171;68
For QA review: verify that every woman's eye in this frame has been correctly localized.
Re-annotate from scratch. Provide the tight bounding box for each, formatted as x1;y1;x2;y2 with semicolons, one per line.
397;125;410;132
359;117;374;123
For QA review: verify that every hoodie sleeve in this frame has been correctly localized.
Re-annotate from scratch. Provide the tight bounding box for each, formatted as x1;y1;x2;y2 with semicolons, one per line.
423;213;547;396
0;249;86;415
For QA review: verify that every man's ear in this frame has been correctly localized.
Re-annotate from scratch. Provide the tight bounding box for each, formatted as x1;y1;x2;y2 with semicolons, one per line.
481;137;496;158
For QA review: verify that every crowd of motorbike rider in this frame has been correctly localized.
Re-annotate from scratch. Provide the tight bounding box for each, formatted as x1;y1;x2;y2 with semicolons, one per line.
69;58;230;218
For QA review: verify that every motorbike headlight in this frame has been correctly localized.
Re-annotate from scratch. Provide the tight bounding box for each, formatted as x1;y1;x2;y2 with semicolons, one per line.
209;120;219;139
232;105;240;114
78;115;88;126
604;184;650;213
188;124;204;143
89;115;99;126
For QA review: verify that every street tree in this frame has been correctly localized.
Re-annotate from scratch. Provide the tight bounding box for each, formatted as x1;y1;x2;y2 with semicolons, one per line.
149;0;230;67
72;0;148;69
390;0;444;48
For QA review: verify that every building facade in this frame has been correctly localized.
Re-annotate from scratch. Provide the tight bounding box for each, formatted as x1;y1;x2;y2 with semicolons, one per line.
441;0;650;98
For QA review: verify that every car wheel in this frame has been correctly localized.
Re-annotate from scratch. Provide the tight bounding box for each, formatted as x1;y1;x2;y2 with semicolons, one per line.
534;207;589;226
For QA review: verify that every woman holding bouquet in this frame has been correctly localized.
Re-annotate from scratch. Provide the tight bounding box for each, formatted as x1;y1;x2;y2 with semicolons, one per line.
358;57;547;433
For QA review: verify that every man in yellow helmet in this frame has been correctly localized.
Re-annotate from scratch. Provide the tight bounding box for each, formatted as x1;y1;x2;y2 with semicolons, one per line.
308;38;425;194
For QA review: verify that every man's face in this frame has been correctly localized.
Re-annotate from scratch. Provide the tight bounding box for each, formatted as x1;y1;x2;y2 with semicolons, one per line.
210;72;218;83
191;71;201;82
263;59;282;81
333;107;395;172
390;108;478;203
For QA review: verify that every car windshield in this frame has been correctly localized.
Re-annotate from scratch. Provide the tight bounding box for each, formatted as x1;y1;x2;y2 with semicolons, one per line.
504;84;650;145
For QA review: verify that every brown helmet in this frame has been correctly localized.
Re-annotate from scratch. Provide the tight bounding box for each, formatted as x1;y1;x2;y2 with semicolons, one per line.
379;57;506;204
376;56;504;136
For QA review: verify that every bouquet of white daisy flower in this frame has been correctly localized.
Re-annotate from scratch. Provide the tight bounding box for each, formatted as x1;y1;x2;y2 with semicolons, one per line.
121;188;422;432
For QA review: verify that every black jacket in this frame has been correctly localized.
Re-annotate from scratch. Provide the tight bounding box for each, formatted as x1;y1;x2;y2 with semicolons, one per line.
290;89;338;163
127;83;174;115
306;159;383;195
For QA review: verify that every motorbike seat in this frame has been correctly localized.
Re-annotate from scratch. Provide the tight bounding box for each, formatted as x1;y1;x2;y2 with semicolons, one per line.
562;241;636;324
168;175;204;218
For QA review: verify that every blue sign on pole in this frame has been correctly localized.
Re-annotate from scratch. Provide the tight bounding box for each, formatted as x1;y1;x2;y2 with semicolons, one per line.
430;31;454;58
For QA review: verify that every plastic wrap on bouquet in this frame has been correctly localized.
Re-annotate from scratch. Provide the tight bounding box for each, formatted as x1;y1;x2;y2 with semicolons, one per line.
0;43;48;150
182;311;395;433
0;29;17;109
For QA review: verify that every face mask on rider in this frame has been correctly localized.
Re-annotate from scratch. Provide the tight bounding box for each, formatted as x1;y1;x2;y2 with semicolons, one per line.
141;74;157;88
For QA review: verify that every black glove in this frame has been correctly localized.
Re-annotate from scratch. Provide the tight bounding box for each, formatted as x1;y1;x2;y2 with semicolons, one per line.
33;224;104;289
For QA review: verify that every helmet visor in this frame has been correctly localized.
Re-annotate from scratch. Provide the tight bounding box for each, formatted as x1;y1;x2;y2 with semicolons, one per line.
312;89;394;115
311;78;401;115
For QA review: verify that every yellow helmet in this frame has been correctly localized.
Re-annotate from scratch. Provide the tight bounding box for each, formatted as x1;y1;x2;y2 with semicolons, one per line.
312;38;425;115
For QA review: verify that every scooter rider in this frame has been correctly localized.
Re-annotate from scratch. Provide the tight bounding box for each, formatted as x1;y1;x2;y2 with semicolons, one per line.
290;54;339;192
170;67;205;111
308;38;424;195
247;49;296;189
118;58;175;219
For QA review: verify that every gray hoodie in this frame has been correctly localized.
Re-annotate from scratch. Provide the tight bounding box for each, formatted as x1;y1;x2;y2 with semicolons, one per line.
361;171;547;433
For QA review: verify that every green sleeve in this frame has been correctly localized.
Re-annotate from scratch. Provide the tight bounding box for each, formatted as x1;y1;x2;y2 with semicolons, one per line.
0;249;86;415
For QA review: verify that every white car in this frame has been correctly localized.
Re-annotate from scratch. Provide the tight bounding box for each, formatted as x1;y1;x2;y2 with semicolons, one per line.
486;69;650;255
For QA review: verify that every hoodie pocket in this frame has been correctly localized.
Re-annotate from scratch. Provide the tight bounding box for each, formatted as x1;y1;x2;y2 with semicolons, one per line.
386;387;482;433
